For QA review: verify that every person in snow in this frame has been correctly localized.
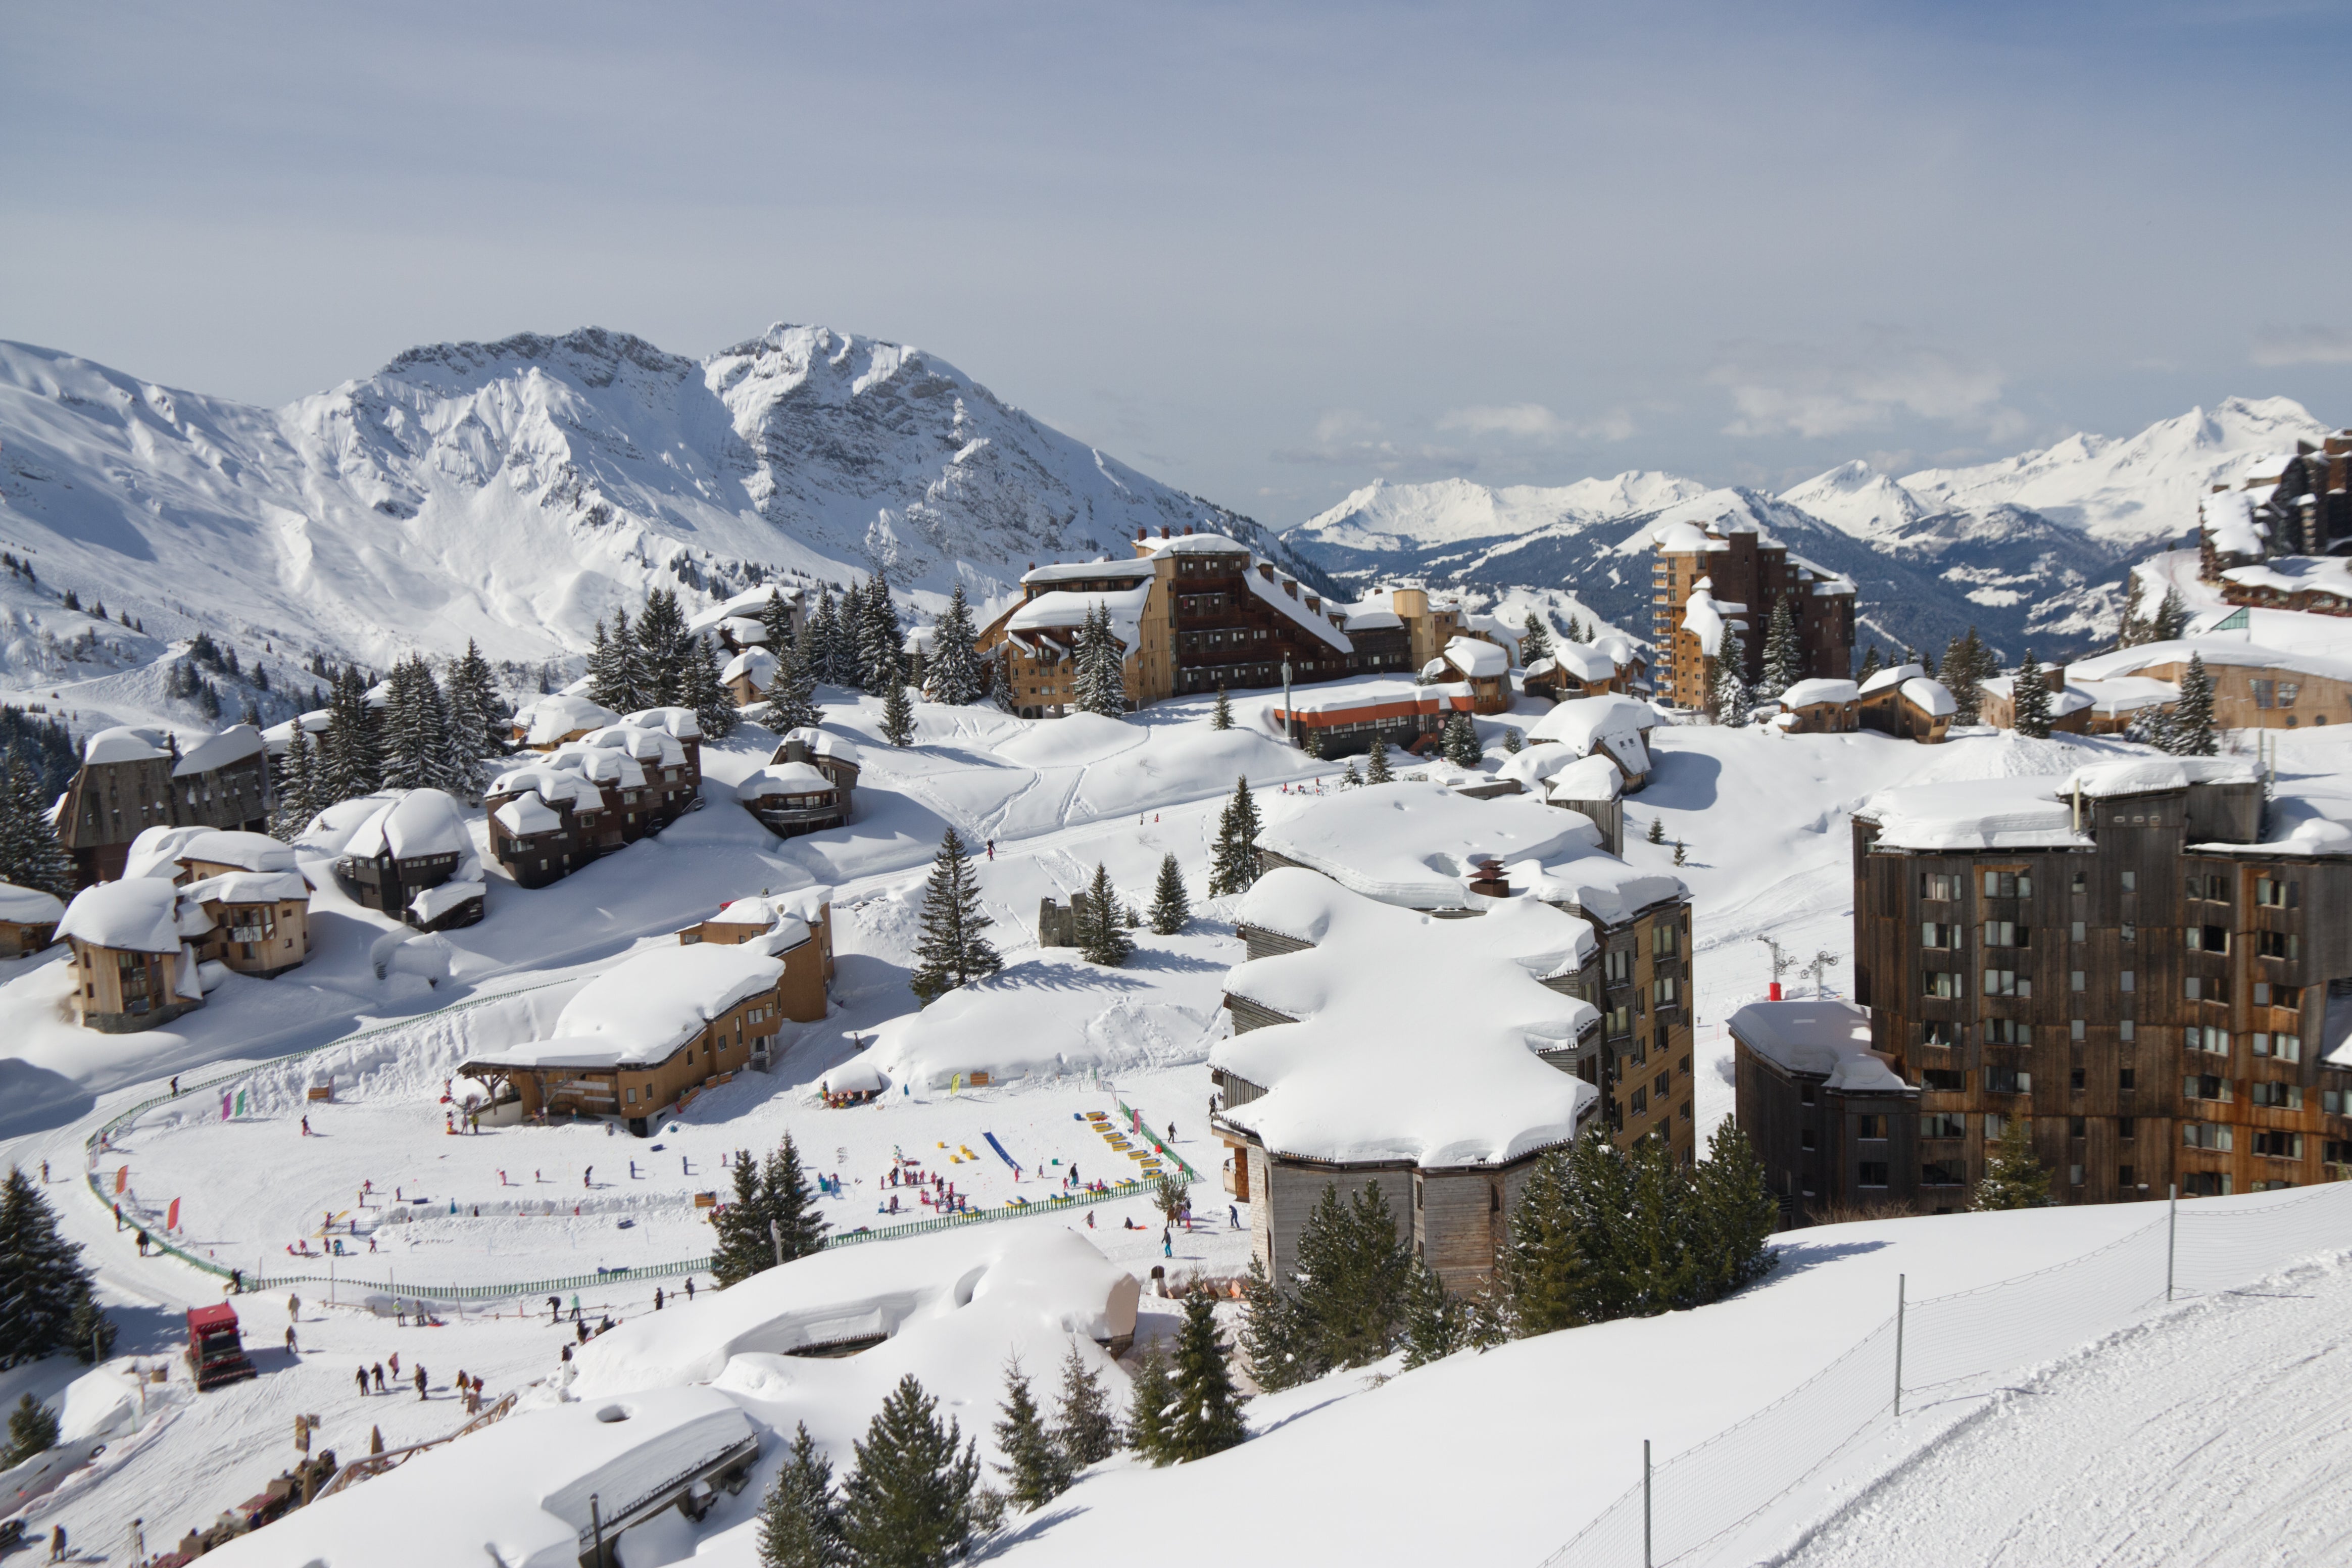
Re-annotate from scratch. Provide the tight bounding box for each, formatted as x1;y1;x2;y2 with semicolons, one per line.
285;1325;298;1354
583;1166;592;1189
1162;1233;1173;1258
356;1365;370;1397
47;1524;64;1562
288;1293;301;1320
372;1362;386;1392
1086;1210;1095;1229
414;1364;428;1399
1229;1204;1239;1229
387;1351;399;1378
653;1287;663;1311
170;1075;178;1097
683;1277;695;1300
135;1229;149;1255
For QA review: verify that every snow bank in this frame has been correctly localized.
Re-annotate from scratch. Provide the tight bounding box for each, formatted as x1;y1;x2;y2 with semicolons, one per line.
82;725;169;765
1218;871;1597;1165
1444;635;1508;678
56;879;183;953
1256;779;1599;910
1902;677;1957;718
0;881;64;924
1728;999;1904;1091
1781;677;1859;708
1856;778;2088;852
516;692;620;745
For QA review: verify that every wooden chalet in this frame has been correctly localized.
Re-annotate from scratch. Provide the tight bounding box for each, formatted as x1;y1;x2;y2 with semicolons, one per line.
1857;665;1953;743
331;790;484;930
1730;999;1920;1227
0;883;63;959
2063;641;2352;733
56;879;206;1032
1774;677;1861;734
678;885;836;983
483;714;706;888
688;582;806;654
57;724;270;887
736;729;859;839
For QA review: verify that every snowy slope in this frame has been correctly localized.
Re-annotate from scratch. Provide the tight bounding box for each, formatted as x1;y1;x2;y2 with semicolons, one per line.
0;326;1322;676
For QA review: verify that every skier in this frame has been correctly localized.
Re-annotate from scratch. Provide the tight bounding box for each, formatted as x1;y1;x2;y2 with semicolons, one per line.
170;1075;179;1097
356;1365;369;1397
985;839;994;860
301;1115;310;1136
372;1362;385;1393
683;1277;695;1301
653;1287;663;1311
414;1364;428;1400
583;1166;592;1189
1229;1204;1239;1229
1086;1210;1095;1229
135;1229;148;1255
288;1292;301;1320
285;1326;298;1354
47;1524;64;1562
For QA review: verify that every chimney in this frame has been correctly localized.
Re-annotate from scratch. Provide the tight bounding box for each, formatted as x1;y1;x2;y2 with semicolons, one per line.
1258;562;1274;582
1468;858;1510;899
1136;527;1146;542
1183;525;1194;536
2047;663;2066;696
1283;578;1298;598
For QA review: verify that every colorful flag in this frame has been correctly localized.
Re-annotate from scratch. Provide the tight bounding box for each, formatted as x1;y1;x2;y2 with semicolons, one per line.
166;1197;180;1231
114;1166;127;1194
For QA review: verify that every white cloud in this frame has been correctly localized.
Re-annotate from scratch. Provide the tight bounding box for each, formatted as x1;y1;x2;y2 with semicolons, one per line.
1271;410;1473;470
2250;324;2352;367
1709;334;2024;442
1436;403;1637;442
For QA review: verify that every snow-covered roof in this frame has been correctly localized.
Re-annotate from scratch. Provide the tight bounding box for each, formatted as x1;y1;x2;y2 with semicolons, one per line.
777;727;863;766
199;1386;757;1568
1443;635;1509;678
1859;662;1924;696
1856;778;2089;852
1902;677;1957;718
82;725;169;766
717;616;766;646
340;789;473;864
494;795;566;837
1021;558;1157;585
515;692;620;745
1240;564;1351;653
2070;636;2352;686
1273;676;1472;720
1788;553;1857;596
260;709;331;752
737;761;836;800
1256;779;1601;910
1680;583;1745;651
488;762;607;809
2202;488;2266;556
180;869;309;906
2079;676;2175;715
686;582;801;636
1547;643;1618;683
710;886;834;929
1006;584;1152;653
1509;845;1685;926
1728;1000;1907;1093
57;878;183;953
1524;695;1656;779
1980;675;2097;719
1781;678;1859;709
2220;554;2352;599
1137;530;1252;556
407;880;482;924
1219;871;1597;1166
506;943;788;1064
1543;754;1625;804
582;724;687;768
2064;757;2258;798
623;706;704;742
1655;520;1724;554
171;725;264;777
0;882;65;925
720;647;777;685
121;825;294;881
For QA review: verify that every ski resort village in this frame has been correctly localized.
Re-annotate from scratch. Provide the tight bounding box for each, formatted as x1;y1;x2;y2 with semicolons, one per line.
6;16;2352;1557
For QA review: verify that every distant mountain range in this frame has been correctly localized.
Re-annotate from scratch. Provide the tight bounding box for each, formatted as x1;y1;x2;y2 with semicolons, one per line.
1281;398;2334;661
0;324;1326;676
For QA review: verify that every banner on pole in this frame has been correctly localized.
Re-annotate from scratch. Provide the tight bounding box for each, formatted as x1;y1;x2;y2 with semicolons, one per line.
167;1197;180;1231
114;1166;127;1194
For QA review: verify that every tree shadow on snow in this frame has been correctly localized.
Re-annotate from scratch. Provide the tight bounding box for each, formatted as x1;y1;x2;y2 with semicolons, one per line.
1760;1238;1891;1283
1121;948;1227;975
0;1059;96;1140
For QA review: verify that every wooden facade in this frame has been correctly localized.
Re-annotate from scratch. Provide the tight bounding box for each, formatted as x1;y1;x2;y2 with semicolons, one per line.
58;728;270;887
464;984;792;1137
1843;775;2352;1209
66;938;201;1033
1653;530;1855;711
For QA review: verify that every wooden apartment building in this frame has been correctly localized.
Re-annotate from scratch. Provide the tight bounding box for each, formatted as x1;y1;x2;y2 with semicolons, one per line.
1652;522;1855;711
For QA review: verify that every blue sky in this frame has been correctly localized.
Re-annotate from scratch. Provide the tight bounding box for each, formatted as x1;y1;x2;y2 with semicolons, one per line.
5;2;2349;520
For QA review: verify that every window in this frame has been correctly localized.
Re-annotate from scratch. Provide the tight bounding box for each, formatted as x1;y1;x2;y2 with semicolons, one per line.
2257;930;2296;960
1921;873;1960;901
1985;1018;2029;1044
2121;871;2137;892
1983;968;2028;997
2120;1164;2136;1188
1605;950;1633;984
2068;1115;2086;1137
2121;970;2135;993
2187;872;2225;900
2281;681;2301;709
2253;677;2276;709
2182;1121;2233;1151
1652;923;1680;957
1653;1071;1672;1099
1856;1115;1886;1140
1921;1112;1966;1139
1924;970;1965;998
1982;870;2032;898
2251;1130;2303;1159
1606;1005;1631;1038
1632;1087;1649;1116
2254;1031;2302;1063
2070;1018;2086;1041
1858;1162;1890;1188
2072;871;2087;895
2183;1172;2232;1197
2187;1025;2229;1055
1986;1066;2032;1095
1799;1084;1816;1105
1798;1128;1814;1149
2257;876;2286;908
2070;1067;2086;1091
2253;982;2272;1008
2120;1117;2136;1141
2121;923;2135;943
2184;1074;2232;1103
2185;925;2228;953
2071;970;2085;992
2119;1068;2137;1091
1983;921;2029;947
1921;922;1963;949
2249;1081;2303;1110
1923;1068;1964;1092
2120;1019;2135;1042
1922;1160;1965;1186
2070;1163;2085;1187
2071;920;2086;942
1652;975;1680;1007
1923;1020;1964;1048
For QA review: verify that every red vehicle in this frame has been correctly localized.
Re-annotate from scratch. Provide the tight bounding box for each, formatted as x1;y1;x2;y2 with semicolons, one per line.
186;1303;257;1390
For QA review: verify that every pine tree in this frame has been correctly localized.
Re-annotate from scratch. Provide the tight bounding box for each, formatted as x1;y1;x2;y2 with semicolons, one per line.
909;828;1000;1005
764;1134;829;1262
993;1356;1072;1510
837;1375;985;1568
923;584;985;707
1942;627;1989;724
1518;609;1553;665
824;589;863;689
1164;1289;1247;1463
1971;1117;2051;1211
2011;650;2053;738
1122;1343;1177;1465
1441;710;1481;767
1302;726;1323;760
1711;622;1749;725
635;589;694;707
1364;737;1392;784
1497;1148;1593;1337
269;729;320;843
1148;853;1190;935
1569;616;1592;644
1503;727;1523;754
1673;839;1687;866
1689;1120;1779;1299
758;588;800;662
0;755;74;899
1077;863;1134;966
1340;759;1362;788
1210;688;1232;731
1399;1256;1500;1370
758;1422;845;1568
1856;645;1883;684
1237;1255;1312;1391
1050;1344;1119;1470
1757;596;1801;701
319;666;383;804
2116;571;2146;649
66;1290;114;1364
880;674;916;747
2169;654;2218;756
711;1149;777;1288
758;638;824;738
381;656;456;793
863;578;908;698
1208;776;1262;898
1291;1182;1411;1370
443;639;507;799
3;1394;57;1467
0;1168;102;1366
1073;606;1128;719
685;634;740;741
1646;816;1665;845
2152;585;2189;643
1623;1135;1703;1313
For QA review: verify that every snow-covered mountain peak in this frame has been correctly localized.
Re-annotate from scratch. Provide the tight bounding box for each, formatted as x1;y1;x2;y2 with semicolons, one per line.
1778;460;1932;544
1288;470;1709;556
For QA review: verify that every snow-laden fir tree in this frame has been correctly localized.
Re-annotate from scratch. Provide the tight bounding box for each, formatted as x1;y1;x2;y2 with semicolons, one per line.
1050;1344;1119;1469
802;591;840;689
879;672;916;747
1207;776;1262;897
1163;1288;1247;1463
710;1149;774;1288
757;588;799;663
1121;1344;1177;1465
1339;759;1362;788
683;633;739;740
1518;609;1553;665
757;1422;845;1568
909;827;1001;1005
1646;815;1665;845
1496;1145;1597;1336
859;577;905;698
381;655;458;794
1673;839;1687;865
1757;596;1801;701
1710;623;1749;726
0;1168;110;1367
2011;650;2053;738
1077;862;1133;966
1147;853;1189;935
4;1394;57;1468
1689;1120;1779;1300
1441;709;1481;767
442;639;508;799
2151;584;2189;643
1399;1255;1501;1369
1364;736;1392;783
0;756;74;899
1503;726;1523;754
635;589;694;706
1941;627;1990;724
1971;1116;2051;1211
922;583;985;707
1210;687;1232;731
1623;1133;1702;1314
2169;654;2219;756
1238;1255;1311;1390
2115;571;2146;648
764;1134;829;1261
837;1374;986;1568
1073;606;1128;719
1855;644;1883;684
267;729;319;843
319;665;384;804
1293;1181;1412;1370
993;1356;1072;1511
758;640;823;737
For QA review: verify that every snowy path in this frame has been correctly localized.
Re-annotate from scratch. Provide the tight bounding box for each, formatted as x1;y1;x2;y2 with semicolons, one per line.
1774;1256;2352;1568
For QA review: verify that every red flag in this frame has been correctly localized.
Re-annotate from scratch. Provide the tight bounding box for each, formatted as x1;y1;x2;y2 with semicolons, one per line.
166;1197;180;1231
114;1166;127;1194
